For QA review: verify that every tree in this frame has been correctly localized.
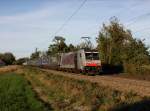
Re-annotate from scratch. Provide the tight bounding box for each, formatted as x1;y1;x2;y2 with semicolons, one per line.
30;48;41;59
53;36;65;45
0;52;15;65
47;44;58;55
48;36;68;55
97;17;150;73
0;53;3;60
123;39;150;68
68;44;76;52
97;17;133;65
15;57;29;65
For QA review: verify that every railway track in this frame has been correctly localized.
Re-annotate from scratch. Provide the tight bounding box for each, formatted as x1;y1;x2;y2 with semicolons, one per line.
42;69;150;97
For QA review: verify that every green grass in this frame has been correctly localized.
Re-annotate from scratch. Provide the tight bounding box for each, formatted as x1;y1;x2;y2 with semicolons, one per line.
0;73;49;111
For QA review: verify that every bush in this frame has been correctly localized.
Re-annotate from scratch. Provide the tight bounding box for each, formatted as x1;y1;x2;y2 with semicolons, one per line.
124;64;150;74
122;64;150;80
102;63;124;74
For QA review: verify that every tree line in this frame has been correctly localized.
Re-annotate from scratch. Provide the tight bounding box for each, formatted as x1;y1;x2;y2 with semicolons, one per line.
97;17;150;74
30;17;150;74
0;53;15;65
0;53;29;65
1;17;149;73
30;36;93;59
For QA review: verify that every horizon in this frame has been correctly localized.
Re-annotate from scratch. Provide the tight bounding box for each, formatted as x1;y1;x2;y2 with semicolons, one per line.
0;0;150;59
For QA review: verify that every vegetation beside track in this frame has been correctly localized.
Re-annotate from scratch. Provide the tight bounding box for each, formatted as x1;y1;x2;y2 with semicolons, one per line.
114;65;150;81
0;65;19;74
0;72;50;111
117;72;150;81
100;64;150;81
16;67;150;111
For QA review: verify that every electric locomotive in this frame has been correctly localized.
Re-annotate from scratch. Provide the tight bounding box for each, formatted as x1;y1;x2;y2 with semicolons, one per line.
60;49;101;74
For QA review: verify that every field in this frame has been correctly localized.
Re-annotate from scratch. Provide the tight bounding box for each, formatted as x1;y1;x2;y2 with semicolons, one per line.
0;66;149;111
0;72;50;111
0;65;19;73
16;66;150;111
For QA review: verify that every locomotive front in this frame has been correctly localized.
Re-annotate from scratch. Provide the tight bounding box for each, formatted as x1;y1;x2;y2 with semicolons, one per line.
77;49;101;74
58;49;102;74
83;51;101;74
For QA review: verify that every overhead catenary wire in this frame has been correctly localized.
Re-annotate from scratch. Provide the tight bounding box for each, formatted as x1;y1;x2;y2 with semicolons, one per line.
84;3;140;38
51;0;88;37
87;1;150;37
89;13;150;38
133;27;150;34
37;0;149;48
36;0;87;48
125;12;150;27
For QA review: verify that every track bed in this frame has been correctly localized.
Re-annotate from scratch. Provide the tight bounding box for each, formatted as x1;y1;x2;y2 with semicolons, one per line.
42;69;150;97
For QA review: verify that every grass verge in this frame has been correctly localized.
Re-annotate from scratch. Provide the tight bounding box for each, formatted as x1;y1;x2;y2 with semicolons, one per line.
0;72;50;111
17;67;150;111
0;65;19;74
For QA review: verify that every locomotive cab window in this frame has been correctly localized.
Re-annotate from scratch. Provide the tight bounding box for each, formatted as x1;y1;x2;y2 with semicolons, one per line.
93;53;99;60
85;53;93;60
85;52;99;60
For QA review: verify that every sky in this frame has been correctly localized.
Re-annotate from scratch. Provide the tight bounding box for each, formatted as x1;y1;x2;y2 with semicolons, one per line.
0;0;150;58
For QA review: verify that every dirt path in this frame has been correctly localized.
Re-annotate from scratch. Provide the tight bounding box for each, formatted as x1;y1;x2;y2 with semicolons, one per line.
43;69;150;97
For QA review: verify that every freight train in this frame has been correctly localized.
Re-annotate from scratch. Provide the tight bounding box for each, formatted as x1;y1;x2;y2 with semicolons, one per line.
27;49;101;74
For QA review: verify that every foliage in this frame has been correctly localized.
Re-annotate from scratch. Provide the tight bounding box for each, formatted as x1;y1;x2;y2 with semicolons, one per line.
120;65;150;81
67;44;76;52
47;36;77;55
47;36;68;55
0;73;49;111
97;17;150;73
0;52;16;65
30;48;41;59
15;57;29;65
123;39;150;74
97;17;132;64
